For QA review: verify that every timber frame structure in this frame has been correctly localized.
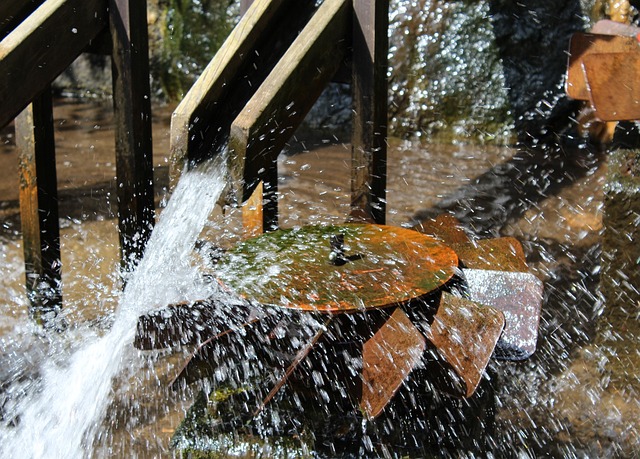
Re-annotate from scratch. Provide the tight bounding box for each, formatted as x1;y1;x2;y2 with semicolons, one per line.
0;0;388;326
0;0;154;326
171;0;388;236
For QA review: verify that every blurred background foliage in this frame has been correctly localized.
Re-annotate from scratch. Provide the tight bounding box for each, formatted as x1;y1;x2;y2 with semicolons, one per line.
144;0;514;141
147;0;240;100
57;0;604;142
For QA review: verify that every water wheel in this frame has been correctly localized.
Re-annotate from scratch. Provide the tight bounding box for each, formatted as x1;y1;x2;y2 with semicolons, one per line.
136;217;543;419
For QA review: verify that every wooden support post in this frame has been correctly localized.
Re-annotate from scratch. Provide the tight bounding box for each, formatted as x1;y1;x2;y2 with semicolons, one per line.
110;0;155;272
16;85;63;327
351;0;388;224
241;161;278;237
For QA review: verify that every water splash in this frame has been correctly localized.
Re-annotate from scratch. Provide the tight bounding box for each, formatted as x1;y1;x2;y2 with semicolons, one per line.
0;155;228;458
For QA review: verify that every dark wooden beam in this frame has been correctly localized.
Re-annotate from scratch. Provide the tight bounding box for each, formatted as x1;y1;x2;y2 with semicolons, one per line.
0;0;108;130
0;0;45;39
229;0;351;231
109;0;155;272
350;0;388;224
16;86;63;327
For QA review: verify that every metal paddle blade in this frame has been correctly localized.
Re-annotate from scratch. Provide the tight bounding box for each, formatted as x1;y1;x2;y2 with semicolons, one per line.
463;269;544;361
451;237;529;273
254;318;331;416
423;292;504;397
360;307;426;419
411;214;471;245
583;52;640;121
566;33;638;101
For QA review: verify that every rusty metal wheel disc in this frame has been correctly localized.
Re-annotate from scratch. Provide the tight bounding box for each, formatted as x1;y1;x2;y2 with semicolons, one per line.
215;223;459;313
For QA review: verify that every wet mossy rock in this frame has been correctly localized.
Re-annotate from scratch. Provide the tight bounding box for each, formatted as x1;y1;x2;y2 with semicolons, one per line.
172;391;315;458
599;148;640;393
601;148;640;323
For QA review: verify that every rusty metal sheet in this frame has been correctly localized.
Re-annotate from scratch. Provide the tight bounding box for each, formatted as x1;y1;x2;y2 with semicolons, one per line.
566;33;639;101
583;52;640;121
411;214;471;245
423;293;504;397
463;269;543;361
215;224;458;313
452;237;529;273
360;307;426;419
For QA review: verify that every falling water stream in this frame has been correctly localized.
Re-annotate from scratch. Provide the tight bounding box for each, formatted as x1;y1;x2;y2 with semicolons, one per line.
0;155;229;458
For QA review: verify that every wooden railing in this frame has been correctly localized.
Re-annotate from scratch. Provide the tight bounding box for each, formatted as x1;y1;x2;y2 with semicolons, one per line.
171;0;388;236
0;0;154;327
1;0;388;326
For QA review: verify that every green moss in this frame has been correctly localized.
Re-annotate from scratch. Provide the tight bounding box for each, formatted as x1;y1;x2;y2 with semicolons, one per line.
149;0;238;100
171;390;315;458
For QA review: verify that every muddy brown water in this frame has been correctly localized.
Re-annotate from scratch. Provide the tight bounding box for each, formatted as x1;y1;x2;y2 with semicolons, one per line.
0;99;637;457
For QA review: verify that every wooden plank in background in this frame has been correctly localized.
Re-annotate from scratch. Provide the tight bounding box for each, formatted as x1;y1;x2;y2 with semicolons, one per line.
0;0;108;130
16;86;62;327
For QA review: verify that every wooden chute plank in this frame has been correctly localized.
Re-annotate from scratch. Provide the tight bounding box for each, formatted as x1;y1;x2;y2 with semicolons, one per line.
228;0;351;204
566;32;638;102
0;0;108;129
169;0;318;180
583;52;640;121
